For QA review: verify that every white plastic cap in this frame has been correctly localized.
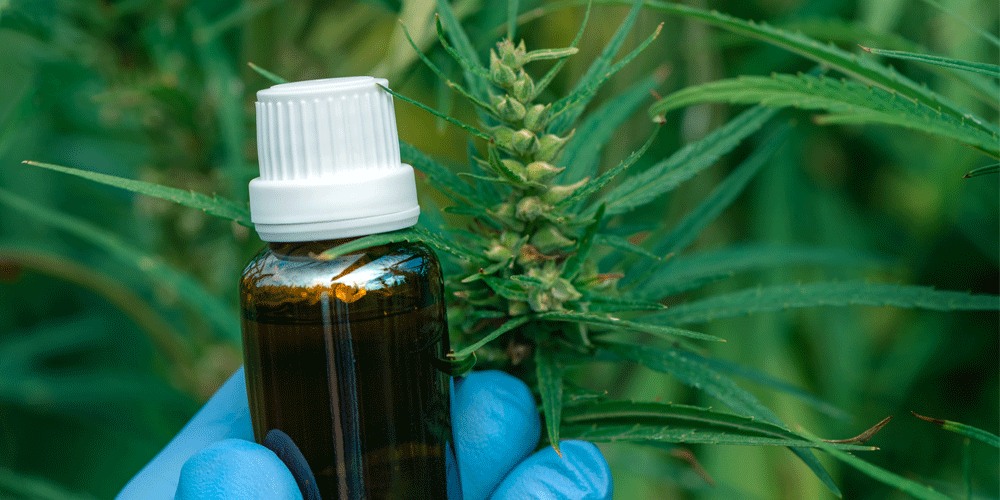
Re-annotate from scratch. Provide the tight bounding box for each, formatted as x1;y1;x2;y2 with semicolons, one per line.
250;77;419;242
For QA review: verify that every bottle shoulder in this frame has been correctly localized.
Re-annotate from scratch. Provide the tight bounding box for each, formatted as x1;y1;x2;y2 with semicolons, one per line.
240;240;442;306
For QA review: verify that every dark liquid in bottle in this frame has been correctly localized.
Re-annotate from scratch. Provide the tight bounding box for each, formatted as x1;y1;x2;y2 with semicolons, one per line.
240;241;451;499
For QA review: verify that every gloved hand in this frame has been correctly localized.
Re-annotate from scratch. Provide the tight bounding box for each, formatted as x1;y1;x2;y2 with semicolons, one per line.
117;368;612;500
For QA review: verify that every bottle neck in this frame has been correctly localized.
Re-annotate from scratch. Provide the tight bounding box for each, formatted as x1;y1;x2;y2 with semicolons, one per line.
267;236;362;259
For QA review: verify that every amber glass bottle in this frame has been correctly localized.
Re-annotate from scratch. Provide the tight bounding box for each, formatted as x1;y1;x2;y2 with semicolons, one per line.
241;77;454;499
240;239;450;499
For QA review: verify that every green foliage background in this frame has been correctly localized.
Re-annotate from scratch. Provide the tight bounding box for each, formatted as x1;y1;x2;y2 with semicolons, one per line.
0;0;996;499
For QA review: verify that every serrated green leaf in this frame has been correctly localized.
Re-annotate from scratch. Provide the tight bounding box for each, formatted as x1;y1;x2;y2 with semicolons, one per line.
416;199;466;274
652;126;789;259
560;128;659;209
417;194;449;235
593;233;660;261
23;161;252;227
434;51;456;134
650;73;999;157
381;84;490;140
599;340;775;419
399;22;496;115
859;45;1000;78
597;340;842;496
457;172;508;184
800;431;953;500
598;105;778;216
442;206;488;217
532;0;593;99
506;0;519;42
636;0;998;140
487;142;525;183
561;422;859;449
583;295;667;313
563;204;604;280
559;400;872;450
318;227;478;262
549;0;645;133
777;18;922;53
559;73;662;184
708;357;851;421
452;315;531;359
0;188;240;343
632;245;885;299
522;47;579;64
467;139;504;204
482;276;530;302
537;311;723;342
510;274;546;287
778;19;1000;107
465;309;509;322
433;7;490;98
912;412;1000;448
634;272;734;299
964;163;999;178
401;141;486;206
449;227;494;249
444;206;502;230
562;381;609;406
550;22;664;135
536;348;564;453
645;281;1000;325
461;261;509;283
397;227;481;262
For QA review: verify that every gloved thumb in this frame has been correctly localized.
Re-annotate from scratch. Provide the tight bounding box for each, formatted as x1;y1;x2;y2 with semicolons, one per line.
174;439;303;500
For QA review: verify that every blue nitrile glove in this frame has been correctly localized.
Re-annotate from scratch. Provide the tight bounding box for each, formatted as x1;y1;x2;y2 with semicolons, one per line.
117;368;612;500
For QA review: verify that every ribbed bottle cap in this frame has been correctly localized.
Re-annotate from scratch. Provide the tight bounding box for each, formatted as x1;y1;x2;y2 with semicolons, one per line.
249;77;419;242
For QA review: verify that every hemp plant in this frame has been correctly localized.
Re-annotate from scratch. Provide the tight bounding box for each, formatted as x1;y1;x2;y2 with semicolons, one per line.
6;0;997;497
309;2;998;496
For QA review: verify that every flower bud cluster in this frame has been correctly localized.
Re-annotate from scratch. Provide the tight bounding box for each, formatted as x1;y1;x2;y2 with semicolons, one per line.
450;37;610;348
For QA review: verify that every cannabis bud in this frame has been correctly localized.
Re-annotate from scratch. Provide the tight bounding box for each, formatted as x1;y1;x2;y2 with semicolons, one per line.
542;178;588;204
526;161;563;183
496;95;527;122
523;104;550;131
536;133;571;162
511;129;538;155
530;224;575;253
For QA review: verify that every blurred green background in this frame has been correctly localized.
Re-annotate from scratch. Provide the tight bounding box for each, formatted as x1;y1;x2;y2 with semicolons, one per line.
0;0;996;498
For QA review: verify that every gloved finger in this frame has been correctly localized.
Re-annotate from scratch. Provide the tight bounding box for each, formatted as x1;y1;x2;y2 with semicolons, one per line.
118;367;254;499
174;439;302;500
488;440;612;500
453;370;541;500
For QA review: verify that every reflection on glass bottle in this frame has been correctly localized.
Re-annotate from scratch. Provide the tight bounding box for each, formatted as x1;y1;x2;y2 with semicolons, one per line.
240;240;455;499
